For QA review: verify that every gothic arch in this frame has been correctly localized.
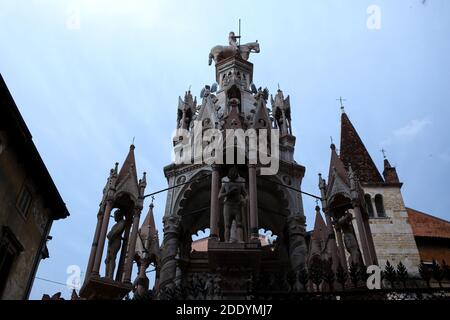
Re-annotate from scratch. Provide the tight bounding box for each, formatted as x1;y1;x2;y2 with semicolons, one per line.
174;169;212;236
226;85;242;113
256;175;291;237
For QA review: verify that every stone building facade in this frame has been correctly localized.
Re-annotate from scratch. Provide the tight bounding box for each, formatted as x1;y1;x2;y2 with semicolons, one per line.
364;185;421;272
316;111;422;274
0;74;69;300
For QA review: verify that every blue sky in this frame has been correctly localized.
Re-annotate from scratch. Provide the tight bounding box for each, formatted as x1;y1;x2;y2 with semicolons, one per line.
0;0;449;299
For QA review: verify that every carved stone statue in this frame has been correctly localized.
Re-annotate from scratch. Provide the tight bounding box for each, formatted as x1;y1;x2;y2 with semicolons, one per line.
200;83;218;101
105;209;126;279
335;211;363;266
228;31;239;50
208;32;260;65
218;167;247;242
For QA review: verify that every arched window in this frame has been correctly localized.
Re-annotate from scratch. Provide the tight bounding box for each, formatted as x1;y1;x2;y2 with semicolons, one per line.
375;194;386;217
365;194;374;218
227;85;242;113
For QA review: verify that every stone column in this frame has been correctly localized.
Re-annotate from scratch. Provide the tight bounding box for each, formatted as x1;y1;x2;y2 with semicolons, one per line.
85;209;103;277
123;207;142;283
248;164;258;240
324;211;340;271
363;217;378;265
210;165;220;239
353;205;371;266
286;215;307;272
92;200;113;276
335;227;348;270
115;219;132;282
158;215;181;297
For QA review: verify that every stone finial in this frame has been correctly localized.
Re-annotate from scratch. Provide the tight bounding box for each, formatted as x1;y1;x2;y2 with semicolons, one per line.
177;90;197;130
270;88;292;135
139;172;147;197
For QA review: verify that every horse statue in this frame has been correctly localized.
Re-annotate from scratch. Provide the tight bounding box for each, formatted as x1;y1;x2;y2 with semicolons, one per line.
208;41;260;65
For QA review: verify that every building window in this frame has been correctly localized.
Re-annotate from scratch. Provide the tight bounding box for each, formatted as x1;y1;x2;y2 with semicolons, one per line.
17;187;32;217
0;227;24;297
365;194;374;218
374;194;386;217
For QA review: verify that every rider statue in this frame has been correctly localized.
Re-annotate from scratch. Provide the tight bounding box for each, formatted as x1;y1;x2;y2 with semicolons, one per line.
209;32;260;65
228;31;240;52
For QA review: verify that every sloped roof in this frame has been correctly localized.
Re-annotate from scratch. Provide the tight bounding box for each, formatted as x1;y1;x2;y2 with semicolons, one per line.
340;112;384;184
310;208;328;242
139;204;157;240
308;207;330;264
116;144;138;185
0;74;69;220
407;207;450;239
328;144;350;186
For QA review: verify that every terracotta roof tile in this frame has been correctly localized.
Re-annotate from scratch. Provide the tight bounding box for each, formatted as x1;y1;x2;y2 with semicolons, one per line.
407;207;450;239
340;112;384;184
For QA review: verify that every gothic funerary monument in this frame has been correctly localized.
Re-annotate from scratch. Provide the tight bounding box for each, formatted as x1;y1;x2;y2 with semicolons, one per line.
79;32;435;300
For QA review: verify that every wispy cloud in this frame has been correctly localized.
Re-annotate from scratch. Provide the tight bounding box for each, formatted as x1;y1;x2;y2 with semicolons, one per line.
380;117;432;147
393;118;432;138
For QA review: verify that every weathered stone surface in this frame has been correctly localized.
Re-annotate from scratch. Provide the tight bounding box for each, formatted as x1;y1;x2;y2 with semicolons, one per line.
364;186;421;274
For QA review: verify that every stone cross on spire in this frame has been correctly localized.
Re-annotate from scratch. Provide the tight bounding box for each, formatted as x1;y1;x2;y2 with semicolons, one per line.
337;96;346;113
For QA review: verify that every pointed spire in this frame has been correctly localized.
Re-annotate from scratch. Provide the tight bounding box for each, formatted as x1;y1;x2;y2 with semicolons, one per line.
140;200;157;241
328;142;349;186
309;206;328;263
116;144;138;185
312;206;327;240
113;144;141;203
340;112;384;184
135;199;159;265
383;156;401;184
